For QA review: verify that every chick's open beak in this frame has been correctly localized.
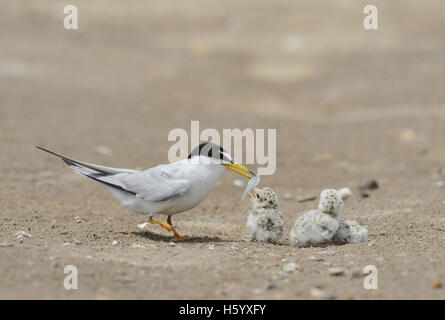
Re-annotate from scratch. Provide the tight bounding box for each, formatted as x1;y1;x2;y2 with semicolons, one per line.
222;162;256;179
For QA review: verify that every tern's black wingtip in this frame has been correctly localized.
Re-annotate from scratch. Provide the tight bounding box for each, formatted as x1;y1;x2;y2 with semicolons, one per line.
35;146;50;153
35;146;62;158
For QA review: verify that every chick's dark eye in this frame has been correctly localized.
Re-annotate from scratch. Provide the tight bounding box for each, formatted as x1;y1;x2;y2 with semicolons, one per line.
257;194;260;199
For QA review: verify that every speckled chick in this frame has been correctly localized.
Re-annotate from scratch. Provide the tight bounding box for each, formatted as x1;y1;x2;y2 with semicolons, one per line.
333;220;368;244
289;189;342;248
289;209;339;248
246;187;284;243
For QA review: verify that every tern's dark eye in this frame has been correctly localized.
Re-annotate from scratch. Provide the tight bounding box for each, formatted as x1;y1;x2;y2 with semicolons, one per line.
257;194;260;199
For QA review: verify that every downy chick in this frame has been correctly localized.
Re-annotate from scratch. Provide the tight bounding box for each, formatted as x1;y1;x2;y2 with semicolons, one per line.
247;187;284;243
289;189;342;248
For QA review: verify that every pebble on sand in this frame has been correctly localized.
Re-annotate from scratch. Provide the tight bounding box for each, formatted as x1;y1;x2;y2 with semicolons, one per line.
359;179;379;191
329;267;345;276
266;282;280;290
14;231;33;241
72;238;82;245
309;288;335;300
308;256;324;262
434;181;444;188
432;280;442;289
137;222;148;229
282;263;298;272
350;269;364;279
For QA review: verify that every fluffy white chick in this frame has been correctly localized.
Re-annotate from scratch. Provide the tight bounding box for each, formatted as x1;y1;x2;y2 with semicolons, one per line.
333;220;368;244
289;189;343;248
246;187;284;243
289;209;339;248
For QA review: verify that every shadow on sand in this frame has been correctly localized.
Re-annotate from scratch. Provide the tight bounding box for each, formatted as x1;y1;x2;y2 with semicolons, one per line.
129;230;231;243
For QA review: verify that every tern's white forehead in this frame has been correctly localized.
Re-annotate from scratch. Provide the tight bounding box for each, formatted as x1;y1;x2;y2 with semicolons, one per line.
220;151;232;162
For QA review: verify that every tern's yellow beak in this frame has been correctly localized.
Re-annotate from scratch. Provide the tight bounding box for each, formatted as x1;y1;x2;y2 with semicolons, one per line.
222;162;256;179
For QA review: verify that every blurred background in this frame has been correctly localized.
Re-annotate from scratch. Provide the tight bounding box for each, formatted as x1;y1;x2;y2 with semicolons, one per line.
0;0;444;299
1;0;444;185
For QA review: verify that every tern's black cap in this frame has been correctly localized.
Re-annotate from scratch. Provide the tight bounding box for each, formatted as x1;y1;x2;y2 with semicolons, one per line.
187;142;232;163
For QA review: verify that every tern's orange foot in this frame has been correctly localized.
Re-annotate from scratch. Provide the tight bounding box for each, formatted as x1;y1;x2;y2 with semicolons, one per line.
170;226;188;240
172;233;189;241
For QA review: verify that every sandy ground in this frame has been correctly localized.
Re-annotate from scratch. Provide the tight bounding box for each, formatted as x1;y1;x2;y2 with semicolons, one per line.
1;0;445;299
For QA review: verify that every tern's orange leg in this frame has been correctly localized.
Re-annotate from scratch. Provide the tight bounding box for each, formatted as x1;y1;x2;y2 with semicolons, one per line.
167;215;188;240
148;217;172;232
147;216;188;240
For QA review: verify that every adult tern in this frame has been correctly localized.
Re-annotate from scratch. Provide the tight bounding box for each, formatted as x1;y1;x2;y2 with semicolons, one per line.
36;143;256;239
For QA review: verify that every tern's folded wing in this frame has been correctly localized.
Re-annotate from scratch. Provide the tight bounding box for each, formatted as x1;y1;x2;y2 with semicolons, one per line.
116;165;190;202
